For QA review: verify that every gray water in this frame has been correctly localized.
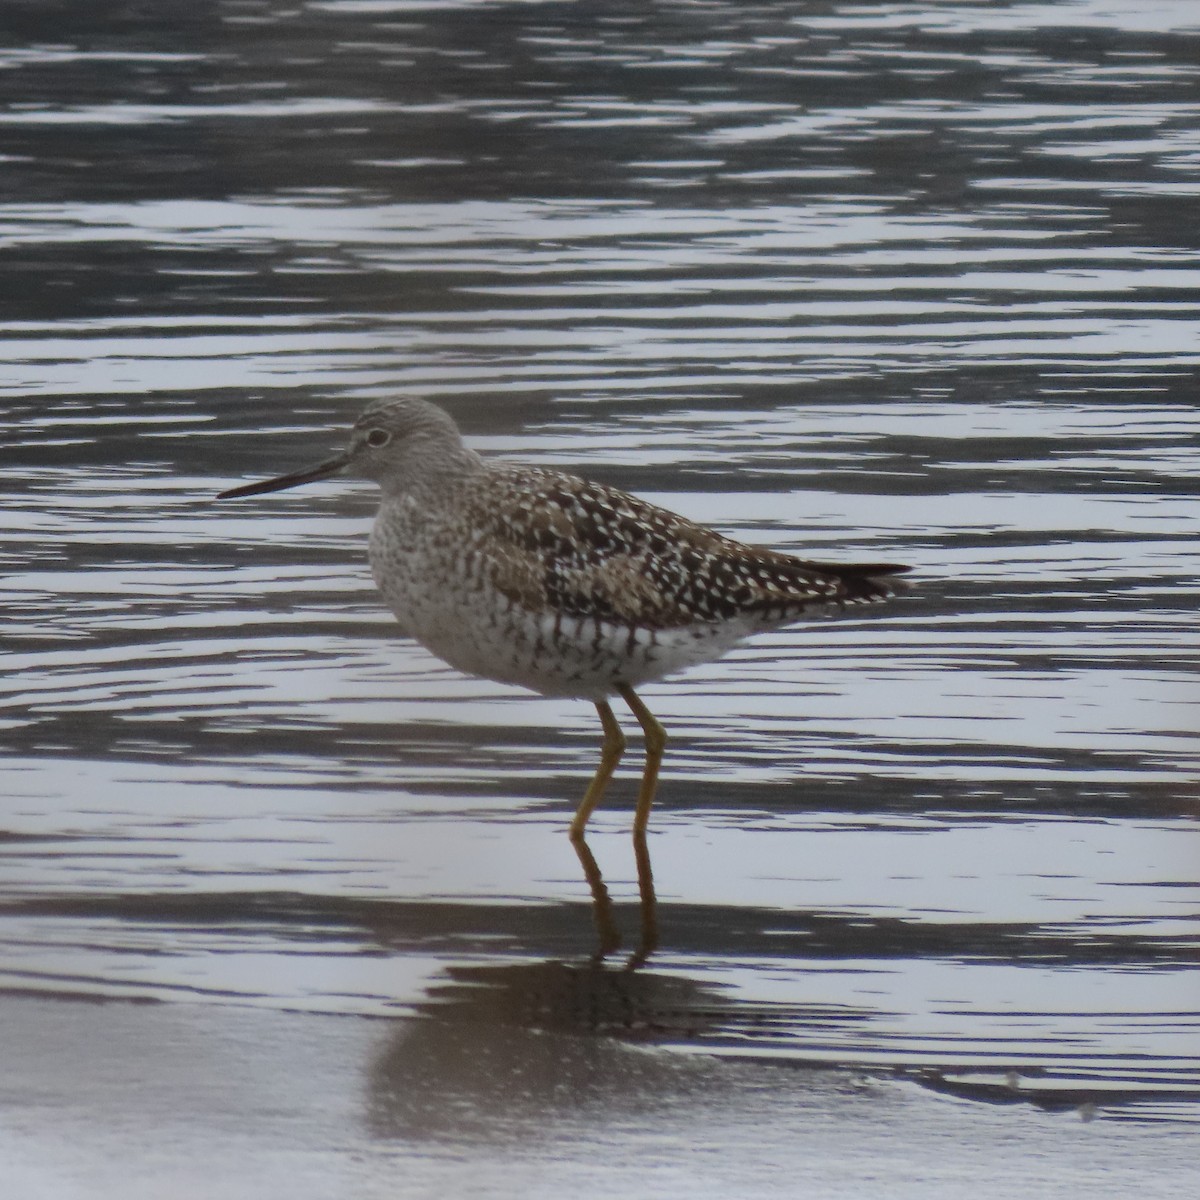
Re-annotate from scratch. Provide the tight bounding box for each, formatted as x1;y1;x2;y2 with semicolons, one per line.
1;1;1198;1192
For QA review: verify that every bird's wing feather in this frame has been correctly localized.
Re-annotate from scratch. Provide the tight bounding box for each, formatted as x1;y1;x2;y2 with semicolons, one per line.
469;468;908;629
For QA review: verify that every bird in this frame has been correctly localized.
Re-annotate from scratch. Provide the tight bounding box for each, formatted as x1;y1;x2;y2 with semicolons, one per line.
218;398;911;843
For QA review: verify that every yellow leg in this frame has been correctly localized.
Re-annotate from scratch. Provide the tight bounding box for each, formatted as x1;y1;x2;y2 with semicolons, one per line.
570;833;622;960
569;699;626;840
617;684;667;839
627;827;659;970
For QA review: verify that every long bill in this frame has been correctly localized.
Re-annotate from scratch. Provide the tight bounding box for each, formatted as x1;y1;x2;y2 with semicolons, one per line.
216;452;351;500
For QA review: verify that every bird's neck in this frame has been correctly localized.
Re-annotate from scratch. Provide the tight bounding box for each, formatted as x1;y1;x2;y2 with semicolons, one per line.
378;443;486;501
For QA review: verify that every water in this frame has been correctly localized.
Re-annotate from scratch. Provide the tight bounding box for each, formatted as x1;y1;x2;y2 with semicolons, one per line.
1;1;1198;1192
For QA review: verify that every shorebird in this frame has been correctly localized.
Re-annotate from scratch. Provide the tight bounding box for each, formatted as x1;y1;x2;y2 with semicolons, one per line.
218;399;910;841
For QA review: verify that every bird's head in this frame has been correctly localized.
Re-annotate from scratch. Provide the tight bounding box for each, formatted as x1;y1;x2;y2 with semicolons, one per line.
217;397;474;500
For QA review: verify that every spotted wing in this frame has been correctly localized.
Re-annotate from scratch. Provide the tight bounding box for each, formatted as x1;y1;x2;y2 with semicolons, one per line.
471;469;909;630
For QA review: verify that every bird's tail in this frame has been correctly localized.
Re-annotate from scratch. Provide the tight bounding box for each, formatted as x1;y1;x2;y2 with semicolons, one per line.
821;562;913;604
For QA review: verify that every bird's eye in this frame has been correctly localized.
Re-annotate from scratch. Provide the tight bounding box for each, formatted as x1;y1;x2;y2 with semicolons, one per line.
365;428;391;448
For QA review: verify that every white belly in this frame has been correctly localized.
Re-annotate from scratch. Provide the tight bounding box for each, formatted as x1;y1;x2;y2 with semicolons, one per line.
368;500;751;698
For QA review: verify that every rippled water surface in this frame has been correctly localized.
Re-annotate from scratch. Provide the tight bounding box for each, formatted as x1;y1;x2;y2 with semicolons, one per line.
1;1;1198;1193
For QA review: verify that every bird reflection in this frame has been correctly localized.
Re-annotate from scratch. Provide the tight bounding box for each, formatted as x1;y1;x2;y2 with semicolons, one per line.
368;950;737;1144
363;832;733;1141
570;830;657;967
415;955;719;1040
361;814;708;1142
366;959;730;1143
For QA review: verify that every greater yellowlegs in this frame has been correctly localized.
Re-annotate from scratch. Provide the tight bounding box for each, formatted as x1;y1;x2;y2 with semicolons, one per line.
218;398;911;841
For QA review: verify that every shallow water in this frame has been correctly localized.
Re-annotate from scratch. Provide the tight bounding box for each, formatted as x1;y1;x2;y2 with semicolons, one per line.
1;0;1198;1178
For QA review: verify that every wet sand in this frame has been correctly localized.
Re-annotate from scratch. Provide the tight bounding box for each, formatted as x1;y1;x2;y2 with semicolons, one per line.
1;991;1194;1200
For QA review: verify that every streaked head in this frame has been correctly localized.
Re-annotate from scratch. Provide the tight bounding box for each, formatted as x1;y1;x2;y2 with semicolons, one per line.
217;397;477;500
